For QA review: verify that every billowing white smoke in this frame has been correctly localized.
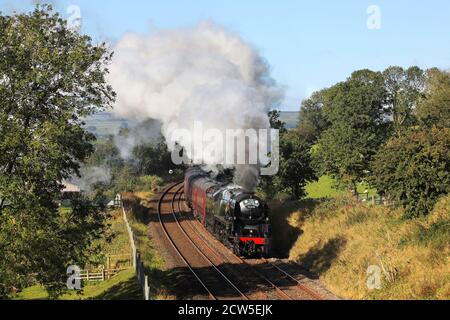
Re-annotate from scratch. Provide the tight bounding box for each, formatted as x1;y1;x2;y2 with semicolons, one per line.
109;21;283;191
70;165;111;193
114;119;163;160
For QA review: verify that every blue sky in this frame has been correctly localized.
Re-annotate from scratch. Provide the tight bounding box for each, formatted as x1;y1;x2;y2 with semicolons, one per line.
2;0;450;110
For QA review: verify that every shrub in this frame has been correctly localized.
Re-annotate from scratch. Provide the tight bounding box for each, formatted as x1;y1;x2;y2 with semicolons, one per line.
371;127;450;218
136;175;163;192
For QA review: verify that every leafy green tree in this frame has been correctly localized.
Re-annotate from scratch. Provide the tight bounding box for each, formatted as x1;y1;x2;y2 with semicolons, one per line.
85;136;123;168
416;68;450;128
383;66;425;134
313;70;389;194
277;130;317;198
133;138;174;176
268;110;287;134
260;111;315;199
371;127;450;218
371;67;449;218
297;89;330;143
0;6;115;297
112;164;138;194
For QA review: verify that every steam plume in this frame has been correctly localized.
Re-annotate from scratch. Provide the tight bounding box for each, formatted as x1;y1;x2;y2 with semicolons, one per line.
109;21;283;190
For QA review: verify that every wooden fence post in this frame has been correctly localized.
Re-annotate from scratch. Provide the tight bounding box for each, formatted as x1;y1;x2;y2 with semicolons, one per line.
133;246;137;270
144;275;149;300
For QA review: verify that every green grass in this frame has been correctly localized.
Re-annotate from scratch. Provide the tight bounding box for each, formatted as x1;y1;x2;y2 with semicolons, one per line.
14;209;142;300
124;192;173;299
14;269;142;300
305;176;347;199
88;211;133;269
305;175;378;199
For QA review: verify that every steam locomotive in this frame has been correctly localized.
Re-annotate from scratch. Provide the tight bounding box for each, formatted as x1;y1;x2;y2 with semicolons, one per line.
184;167;271;257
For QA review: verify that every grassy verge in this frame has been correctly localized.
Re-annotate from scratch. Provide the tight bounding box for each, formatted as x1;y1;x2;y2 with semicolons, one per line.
122;191;174;300
286;195;449;299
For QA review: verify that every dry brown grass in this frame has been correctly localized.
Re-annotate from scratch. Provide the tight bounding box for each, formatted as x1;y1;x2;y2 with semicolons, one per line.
287;195;449;300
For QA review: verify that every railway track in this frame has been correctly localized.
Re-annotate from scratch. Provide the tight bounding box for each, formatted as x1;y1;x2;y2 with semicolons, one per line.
260;259;323;300
157;182;248;300
168;184;324;301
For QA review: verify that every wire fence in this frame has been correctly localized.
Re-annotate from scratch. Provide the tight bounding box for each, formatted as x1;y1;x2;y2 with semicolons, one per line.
120;194;150;301
356;193;396;206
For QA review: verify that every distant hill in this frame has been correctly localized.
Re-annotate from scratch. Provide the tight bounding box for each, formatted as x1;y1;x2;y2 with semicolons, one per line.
83;112;138;137
279;111;299;129
84;111;299;136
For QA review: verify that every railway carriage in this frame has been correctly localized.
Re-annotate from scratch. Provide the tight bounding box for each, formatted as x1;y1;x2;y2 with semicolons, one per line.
184;167;271;257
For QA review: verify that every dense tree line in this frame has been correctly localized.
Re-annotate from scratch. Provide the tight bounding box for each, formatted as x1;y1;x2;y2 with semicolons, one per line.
295;66;449;217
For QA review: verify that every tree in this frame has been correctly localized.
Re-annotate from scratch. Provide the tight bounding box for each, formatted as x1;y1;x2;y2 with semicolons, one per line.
260;111;316;199
416;68;450;128
133;139;173;176
313;70;389;193
297;89;330;143
383;66;425;134
371;127;450;218
277;130;317;198
371;67;450;218
0;6;115;297
268;110;287;134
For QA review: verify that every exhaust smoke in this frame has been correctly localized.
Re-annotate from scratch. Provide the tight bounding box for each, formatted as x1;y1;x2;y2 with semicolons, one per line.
108;21;283;191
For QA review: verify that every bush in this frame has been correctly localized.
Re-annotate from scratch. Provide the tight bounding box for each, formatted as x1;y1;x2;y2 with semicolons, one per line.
371;127;450;218
136;175;164;192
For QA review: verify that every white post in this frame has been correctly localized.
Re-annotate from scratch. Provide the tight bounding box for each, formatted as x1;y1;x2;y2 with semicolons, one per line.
144;275;149;300
133;246;137;270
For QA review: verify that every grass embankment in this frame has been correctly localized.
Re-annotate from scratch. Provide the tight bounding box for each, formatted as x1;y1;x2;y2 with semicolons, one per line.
122;191;174;300
14;210;143;300
282;195;449;300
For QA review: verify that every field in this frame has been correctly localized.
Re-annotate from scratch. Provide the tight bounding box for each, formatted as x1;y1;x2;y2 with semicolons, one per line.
84;111;300;136
14;209;143;300
305;175;378;199
83;112;139;137
14;269;141;300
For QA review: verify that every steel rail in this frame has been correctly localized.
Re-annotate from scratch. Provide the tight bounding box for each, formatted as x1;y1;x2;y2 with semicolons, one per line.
174;187;293;301
170;185;249;300
156;182;216;300
261;258;323;300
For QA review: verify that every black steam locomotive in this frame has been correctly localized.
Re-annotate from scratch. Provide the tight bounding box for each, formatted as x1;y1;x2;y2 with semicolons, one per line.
184;167;271;257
